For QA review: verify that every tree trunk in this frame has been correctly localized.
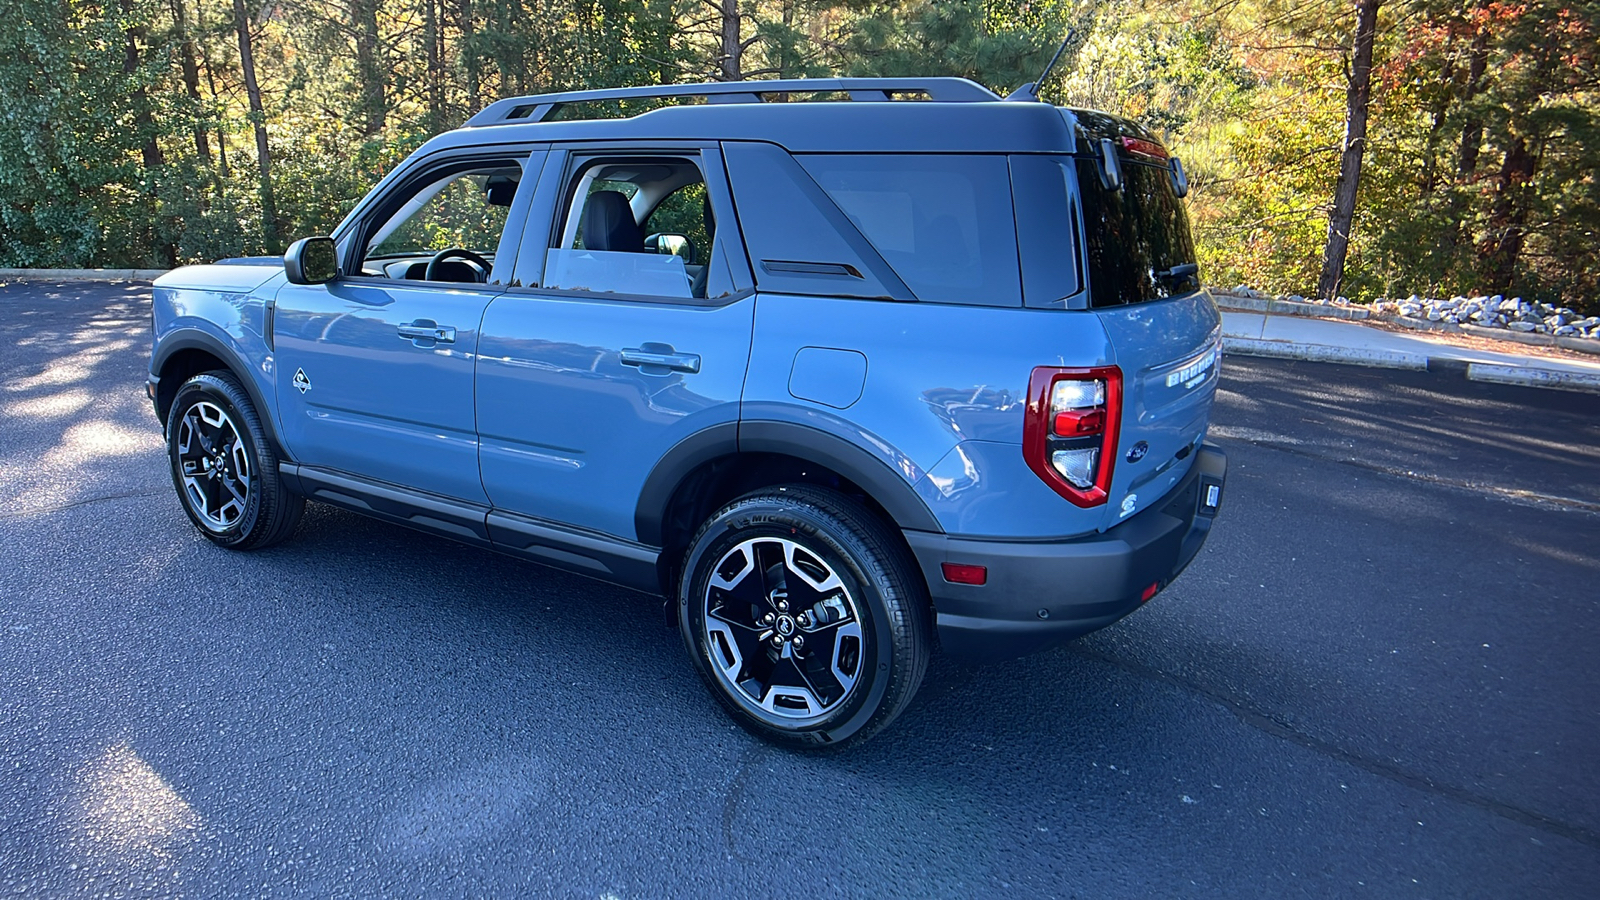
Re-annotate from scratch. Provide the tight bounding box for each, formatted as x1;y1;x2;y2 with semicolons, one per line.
232;0;280;251
423;0;443;129
461;0;481;113
1456;0;1492;179
718;0;741;81
170;0;212;167
1316;0;1381;301
120;7;165;171
1479;136;1537;293
352;0;387;135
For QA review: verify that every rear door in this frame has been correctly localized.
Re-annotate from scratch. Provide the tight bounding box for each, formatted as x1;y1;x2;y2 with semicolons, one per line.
1072;151;1221;529
475;143;756;543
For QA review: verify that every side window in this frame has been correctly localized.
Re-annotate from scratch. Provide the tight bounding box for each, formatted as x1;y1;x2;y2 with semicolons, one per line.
544;156;724;300
797;154;1021;307
360;160;524;283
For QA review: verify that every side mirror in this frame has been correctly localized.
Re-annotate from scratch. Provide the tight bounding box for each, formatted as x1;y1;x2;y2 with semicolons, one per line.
645;233;695;265
284;236;339;285
1170;156;1190;198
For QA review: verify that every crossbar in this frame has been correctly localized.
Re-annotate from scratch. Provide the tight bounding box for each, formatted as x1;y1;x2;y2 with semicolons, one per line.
464;77;1000;127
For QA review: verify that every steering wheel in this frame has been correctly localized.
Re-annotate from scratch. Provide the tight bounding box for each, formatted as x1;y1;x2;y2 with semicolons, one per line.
425;247;491;283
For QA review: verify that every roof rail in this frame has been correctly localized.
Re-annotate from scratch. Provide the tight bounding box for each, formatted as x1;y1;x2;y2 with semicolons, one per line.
463;77;1001;128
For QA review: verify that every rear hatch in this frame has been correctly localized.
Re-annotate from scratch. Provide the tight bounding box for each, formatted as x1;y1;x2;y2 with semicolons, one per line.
1071;129;1221;530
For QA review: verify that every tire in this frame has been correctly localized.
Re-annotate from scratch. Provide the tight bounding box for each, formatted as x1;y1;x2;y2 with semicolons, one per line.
678;485;931;749
164;371;303;550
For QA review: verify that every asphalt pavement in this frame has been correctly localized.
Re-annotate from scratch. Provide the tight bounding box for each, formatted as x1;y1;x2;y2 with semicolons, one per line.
2;282;1597;898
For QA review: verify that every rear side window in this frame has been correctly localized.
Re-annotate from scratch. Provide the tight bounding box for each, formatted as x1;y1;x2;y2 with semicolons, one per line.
1074;157;1197;308
799;155;1021;307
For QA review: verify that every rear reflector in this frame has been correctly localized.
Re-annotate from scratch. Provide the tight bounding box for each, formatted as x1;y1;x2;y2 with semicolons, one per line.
1140;582;1160;602
941;563;988;586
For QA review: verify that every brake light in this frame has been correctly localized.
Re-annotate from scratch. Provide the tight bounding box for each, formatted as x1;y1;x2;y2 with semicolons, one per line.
1120;136;1169;160
1023;365;1122;507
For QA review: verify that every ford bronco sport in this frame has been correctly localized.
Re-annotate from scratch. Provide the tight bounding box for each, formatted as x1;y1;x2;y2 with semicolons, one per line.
147;77;1227;748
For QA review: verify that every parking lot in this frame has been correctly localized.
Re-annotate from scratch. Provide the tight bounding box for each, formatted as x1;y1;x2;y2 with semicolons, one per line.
2;281;1598;898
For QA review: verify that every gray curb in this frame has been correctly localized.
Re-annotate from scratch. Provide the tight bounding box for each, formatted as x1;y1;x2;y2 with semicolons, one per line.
1466;364;1600;395
1222;337;1428;370
0;267;167;282
1223;338;1600;394
1212;290;1600;357
1211;292;1372;320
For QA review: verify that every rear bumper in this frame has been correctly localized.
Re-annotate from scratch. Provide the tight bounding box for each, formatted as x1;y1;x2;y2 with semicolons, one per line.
906;442;1226;661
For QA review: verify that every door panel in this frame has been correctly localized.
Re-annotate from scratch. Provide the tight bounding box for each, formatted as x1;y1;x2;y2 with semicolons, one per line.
478;144;754;542
476;292;754;540
274;280;501;503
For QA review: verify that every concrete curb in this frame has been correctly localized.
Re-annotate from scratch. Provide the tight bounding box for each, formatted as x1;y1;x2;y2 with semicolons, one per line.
0;267;167;282
1212;292;1372;320
1212;290;1600;357
1222;337;1429;370
1466;364;1600;395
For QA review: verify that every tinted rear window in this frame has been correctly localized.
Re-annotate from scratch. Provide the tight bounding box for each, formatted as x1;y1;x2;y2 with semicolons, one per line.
799;154;1020;307
1075;157;1197;308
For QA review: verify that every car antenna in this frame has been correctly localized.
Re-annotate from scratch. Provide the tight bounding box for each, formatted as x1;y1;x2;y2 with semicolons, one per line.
1005;33;1074;102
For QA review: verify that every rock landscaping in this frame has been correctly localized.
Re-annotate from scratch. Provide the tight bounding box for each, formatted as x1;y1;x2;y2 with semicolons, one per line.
1224;286;1600;340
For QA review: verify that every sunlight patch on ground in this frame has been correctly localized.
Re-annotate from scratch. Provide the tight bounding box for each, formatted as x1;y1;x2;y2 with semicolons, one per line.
4;389;95;419
43;420;164;465
4;343;131;392
78;742;200;862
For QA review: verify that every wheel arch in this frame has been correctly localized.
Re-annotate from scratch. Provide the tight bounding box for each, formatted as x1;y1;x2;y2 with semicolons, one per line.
153;331;289;460
637;421;942;597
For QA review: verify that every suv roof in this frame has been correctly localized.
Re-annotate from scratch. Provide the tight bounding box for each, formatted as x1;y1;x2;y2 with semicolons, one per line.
414;77;1154;157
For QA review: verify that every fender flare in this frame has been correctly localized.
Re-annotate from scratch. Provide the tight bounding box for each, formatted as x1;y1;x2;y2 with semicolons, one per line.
633;419;943;547
151;328;291;461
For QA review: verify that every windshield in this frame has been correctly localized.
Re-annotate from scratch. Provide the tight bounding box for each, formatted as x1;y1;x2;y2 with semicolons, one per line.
1074;156;1197;308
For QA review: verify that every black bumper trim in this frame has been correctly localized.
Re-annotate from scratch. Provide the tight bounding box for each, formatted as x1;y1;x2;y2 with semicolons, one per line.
907;442;1227;661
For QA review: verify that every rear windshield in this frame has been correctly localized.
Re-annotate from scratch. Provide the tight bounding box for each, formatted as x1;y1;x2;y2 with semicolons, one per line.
799;154;1021;307
1074;156;1197;308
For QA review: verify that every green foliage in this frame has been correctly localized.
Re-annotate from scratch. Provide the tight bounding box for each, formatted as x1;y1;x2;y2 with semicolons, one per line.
0;0;1593;312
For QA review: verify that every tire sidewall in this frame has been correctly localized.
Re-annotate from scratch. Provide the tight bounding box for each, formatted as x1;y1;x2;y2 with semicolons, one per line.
679;495;900;747
165;375;264;546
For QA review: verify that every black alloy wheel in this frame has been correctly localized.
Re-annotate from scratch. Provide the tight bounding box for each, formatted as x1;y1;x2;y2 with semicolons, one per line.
679;485;931;748
165;372;303;550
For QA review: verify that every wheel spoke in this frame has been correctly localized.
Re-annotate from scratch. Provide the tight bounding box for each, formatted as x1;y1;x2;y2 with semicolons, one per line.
173;400;250;532
701;536;864;722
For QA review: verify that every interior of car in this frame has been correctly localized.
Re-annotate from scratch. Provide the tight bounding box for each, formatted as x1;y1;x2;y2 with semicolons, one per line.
359;163;523;283
547;157;715;298
357;155;716;298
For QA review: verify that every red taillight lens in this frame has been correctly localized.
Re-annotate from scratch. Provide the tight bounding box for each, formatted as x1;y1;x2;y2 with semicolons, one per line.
1053;408;1105;436
941;563;988;585
1023;365;1122;508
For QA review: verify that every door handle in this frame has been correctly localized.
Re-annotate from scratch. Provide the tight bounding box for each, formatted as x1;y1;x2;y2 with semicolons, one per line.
620;344;701;374
397;319;456;345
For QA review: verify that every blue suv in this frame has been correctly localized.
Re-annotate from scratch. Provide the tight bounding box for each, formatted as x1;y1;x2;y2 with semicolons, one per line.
147;78;1227;748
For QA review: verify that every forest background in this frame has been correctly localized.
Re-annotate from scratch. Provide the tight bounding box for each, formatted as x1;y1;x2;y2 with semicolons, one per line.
1;0;1596;311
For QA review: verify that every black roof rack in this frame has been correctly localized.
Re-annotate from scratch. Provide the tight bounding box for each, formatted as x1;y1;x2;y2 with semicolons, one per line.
463;77;1000;128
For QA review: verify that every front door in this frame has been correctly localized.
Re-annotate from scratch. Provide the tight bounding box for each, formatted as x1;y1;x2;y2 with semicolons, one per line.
274;153;539;503
476;145;757;541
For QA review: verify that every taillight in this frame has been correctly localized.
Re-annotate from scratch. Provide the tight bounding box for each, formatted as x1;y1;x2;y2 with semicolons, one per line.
1023;365;1122;507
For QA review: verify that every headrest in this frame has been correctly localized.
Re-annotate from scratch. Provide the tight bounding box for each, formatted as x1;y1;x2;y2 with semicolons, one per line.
484;178;518;207
579;190;643;253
